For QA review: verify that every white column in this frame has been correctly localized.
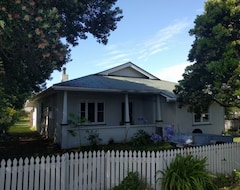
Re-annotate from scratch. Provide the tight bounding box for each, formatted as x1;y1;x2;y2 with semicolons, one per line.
156;95;162;122
62;91;68;124
125;93;130;124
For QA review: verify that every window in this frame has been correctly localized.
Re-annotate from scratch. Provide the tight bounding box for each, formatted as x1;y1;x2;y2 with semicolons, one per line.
97;103;104;122
80;101;104;124
193;112;210;124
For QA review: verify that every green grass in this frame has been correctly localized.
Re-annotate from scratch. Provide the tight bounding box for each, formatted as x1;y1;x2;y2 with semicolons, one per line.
234;137;240;143
7;117;35;134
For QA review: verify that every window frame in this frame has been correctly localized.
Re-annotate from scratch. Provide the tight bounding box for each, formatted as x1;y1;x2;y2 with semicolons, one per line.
80;101;105;124
193;111;210;125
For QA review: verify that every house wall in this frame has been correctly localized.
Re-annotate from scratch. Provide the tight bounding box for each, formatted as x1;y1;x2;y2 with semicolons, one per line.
111;67;147;78
66;92;157;126
161;100;176;127
40;91;167;148
175;103;225;134
61;124;156;149
36;90;225;149
34;93;62;144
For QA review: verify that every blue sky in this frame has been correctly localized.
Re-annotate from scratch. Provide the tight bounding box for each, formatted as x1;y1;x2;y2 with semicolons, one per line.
46;0;206;87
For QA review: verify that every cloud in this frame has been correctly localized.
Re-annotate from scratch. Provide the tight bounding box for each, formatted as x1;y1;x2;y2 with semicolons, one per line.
95;20;190;69
155;62;192;82
137;20;190;60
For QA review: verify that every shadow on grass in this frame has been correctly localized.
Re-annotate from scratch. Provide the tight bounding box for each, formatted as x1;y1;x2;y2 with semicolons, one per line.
0;117;64;161
7;117;34;134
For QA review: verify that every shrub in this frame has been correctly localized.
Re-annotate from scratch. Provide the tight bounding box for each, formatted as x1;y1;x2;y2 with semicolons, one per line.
132;130;151;146
86;129;102;147
0;106;18;133
150;133;162;143
113;171;153;190
213;169;240;188
159;154;217;190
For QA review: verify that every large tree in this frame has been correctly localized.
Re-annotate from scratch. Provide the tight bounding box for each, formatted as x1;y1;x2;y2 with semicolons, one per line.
174;0;240;113
0;0;123;109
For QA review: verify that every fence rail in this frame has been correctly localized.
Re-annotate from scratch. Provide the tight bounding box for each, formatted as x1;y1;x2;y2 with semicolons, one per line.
1;143;240;190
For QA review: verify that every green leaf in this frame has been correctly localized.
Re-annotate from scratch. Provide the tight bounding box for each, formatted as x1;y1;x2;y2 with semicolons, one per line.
0;20;5;29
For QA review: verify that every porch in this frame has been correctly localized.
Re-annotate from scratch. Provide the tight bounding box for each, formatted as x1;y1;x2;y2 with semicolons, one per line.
60;124;161;149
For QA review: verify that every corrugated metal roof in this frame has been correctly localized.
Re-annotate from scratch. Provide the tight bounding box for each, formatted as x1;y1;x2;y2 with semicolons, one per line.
53;74;177;100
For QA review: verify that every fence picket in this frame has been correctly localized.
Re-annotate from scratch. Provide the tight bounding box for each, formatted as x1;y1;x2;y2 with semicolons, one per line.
137;151;142;177
142;151;146;180
23;158;29;190
100;150;105;190
1;143;240;190
55;155;60;190
151;151;156;188
39;156;45;190
50;156;56;190
17;158;23;190
119;150;124;183
61;153;68;190
83;152;88;190
73;152;79;190
78;152;83;190
146;151;151;184
28;157;35;190
124;150;128;178
87;151;92;190
69;153;74;190
92;151;97;190
11;159;18;190
155;151;162;190
34;157;40;190
115;150;120;187
0;160;6;190
5;159;11;190
45;156;51;190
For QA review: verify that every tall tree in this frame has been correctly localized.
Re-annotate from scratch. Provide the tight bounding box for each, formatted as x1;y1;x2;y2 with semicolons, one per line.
174;0;240;113
0;0;123;109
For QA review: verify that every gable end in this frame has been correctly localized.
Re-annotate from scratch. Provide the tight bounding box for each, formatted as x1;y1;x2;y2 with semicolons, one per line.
97;62;159;79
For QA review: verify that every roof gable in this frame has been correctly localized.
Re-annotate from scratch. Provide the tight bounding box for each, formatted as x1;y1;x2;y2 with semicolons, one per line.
97;62;159;79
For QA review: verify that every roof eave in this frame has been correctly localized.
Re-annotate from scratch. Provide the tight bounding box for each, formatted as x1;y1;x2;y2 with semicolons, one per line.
53;85;168;94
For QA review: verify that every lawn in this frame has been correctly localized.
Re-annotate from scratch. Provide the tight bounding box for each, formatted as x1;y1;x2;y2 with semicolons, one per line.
7;117;35;133
234;137;240;143
0;117;66;160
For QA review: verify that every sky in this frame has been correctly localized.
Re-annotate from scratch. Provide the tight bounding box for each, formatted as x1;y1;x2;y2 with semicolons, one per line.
46;0;206;87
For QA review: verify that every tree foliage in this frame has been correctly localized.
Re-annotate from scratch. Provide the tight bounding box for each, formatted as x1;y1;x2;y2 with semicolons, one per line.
0;0;122;110
174;0;240;112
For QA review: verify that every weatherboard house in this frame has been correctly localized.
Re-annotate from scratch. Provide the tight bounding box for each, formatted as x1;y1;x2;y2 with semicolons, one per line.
32;62;225;149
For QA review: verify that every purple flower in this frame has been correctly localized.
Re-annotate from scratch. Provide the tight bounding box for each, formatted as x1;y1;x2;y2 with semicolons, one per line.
164;134;174;141
150;134;162;143
163;126;175;141
164;126;175;135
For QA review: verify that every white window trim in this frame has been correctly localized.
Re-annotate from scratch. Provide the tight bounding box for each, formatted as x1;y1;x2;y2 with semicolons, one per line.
193;112;210;125
80;100;105;124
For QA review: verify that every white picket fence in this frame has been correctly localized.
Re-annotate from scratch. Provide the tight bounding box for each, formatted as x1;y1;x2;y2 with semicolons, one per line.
1;143;240;190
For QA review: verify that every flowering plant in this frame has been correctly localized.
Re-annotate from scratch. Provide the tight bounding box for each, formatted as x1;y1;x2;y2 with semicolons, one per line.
163;126;175;141
150;134;162;143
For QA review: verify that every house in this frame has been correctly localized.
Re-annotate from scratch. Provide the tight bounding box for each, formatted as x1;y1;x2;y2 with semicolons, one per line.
32;62;225;149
